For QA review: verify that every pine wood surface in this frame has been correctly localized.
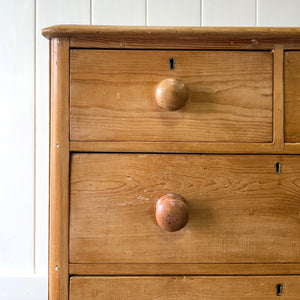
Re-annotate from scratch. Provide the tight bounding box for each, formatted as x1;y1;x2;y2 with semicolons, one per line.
48;37;70;300
42;25;300;40
69;154;300;264
45;26;300;298
273;48;284;150
69;141;300;154
70;50;272;142
69;263;300;276
69;276;300;300
285;51;300;142
69;37;300;50
42;26;300;50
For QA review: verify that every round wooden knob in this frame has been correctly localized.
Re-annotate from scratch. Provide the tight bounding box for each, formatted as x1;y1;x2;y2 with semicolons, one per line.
155;78;189;111
155;193;189;232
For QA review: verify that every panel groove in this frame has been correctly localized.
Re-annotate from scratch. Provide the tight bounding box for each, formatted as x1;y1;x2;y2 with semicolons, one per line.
200;0;203;26
145;0;147;26
33;0;37;275
90;0;92;25
255;0;258;26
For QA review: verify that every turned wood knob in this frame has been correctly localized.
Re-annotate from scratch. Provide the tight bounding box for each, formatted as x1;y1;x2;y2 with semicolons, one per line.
155;193;189;232
155;78;189;111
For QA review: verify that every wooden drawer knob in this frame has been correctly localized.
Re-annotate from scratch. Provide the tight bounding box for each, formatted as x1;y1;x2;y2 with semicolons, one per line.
155;78;189;111
155;193;189;232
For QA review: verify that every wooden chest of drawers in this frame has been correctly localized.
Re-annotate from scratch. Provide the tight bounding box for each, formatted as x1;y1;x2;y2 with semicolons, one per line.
43;26;300;299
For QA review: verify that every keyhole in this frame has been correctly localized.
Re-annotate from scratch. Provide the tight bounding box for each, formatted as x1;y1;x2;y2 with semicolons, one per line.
275;162;281;174
169;58;176;70
276;284;283;296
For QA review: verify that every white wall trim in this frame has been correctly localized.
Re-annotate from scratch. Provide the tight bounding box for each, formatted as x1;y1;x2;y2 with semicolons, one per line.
0;276;47;300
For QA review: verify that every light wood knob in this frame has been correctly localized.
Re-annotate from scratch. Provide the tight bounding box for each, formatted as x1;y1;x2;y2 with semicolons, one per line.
155;193;189;232
155;78;189;111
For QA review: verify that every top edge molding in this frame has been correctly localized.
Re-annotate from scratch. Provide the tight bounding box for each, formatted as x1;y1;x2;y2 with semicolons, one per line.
42;25;300;40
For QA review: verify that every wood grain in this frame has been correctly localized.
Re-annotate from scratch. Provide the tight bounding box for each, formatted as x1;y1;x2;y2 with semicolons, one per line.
70;141;300;154
49;37;69;300
70;36;300;51
285;51;300;142
70;50;272;142
69;276;300;299
70;37;300;50
284;143;300;153
273;48;284;150
155;78;189;111
69;154;300;264
42;25;300;40
45;26;300;299
155;193;189;232
69;263;300;276
42;25;300;50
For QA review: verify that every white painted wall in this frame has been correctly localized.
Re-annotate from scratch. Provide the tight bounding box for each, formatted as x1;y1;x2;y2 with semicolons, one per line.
1;0;300;298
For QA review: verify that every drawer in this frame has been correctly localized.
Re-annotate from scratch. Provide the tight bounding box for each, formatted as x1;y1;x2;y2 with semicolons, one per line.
70;50;272;143
69;154;300;264
285;51;300;142
69;276;300;299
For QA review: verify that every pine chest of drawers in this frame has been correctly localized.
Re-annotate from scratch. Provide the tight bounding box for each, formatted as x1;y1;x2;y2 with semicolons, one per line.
43;26;300;299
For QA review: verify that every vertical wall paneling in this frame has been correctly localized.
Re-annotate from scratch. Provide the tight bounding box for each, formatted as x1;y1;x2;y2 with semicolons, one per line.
35;0;90;277
202;0;256;26
90;0;93;24
92;0;146;25
0;277;47;300
147;0;201;26
257;0;300;26
0;0;35;275
200;0;203;26
255;0;258;26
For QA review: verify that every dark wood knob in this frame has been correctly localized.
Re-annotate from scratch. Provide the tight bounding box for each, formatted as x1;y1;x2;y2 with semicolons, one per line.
155;78;189;111
155;193;189;232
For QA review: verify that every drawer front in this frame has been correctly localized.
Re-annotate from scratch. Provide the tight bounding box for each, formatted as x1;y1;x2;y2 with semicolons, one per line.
69;154;300;264
70;276;300;299
285;51;300;142
70;50;272;142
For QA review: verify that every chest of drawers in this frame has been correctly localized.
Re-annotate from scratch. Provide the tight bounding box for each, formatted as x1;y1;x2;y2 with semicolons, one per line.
43;26;300;299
